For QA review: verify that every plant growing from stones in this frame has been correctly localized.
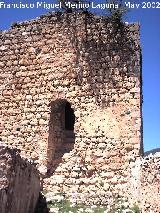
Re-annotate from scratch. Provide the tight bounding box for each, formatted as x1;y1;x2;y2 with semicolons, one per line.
11;22;19;28
44;192;141;213
131;203;141;213
108;197;141;213
105;0;128;22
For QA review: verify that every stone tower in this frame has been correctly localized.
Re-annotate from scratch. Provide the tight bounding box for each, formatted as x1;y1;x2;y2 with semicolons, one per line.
0;12;143;204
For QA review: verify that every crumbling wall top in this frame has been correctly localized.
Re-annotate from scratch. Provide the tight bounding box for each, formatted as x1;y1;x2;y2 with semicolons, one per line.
0;11;140;41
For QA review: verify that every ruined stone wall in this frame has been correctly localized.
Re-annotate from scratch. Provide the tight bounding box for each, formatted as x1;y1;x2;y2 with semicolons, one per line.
0;12;142;203
0;144;40;213
128;153;160;212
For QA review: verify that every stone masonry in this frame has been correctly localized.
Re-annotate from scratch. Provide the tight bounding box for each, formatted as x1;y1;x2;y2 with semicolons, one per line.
127;153;160;212
0;144;40;213
1;11;158;211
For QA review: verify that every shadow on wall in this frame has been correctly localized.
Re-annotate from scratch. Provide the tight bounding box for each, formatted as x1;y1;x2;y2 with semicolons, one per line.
34;192;49;213
63;13;140;103
46;99;75;177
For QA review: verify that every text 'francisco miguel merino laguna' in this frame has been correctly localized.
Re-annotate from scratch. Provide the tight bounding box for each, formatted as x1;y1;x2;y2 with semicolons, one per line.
0;1;119;9
0;1;151;9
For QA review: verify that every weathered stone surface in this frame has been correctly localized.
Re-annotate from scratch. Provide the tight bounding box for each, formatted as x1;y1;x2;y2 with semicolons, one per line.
1;11;158;212
0;144;40;213
127;153;160;213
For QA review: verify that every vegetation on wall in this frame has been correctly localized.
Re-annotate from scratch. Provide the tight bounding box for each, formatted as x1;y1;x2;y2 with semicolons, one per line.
43;192;141;213
57;0;128;22
105;0;128;22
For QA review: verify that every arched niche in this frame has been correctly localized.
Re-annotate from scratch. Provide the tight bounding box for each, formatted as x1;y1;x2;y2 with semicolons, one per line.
47;99;75;174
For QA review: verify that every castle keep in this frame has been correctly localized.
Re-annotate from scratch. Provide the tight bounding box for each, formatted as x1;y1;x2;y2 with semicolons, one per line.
2;12;159;212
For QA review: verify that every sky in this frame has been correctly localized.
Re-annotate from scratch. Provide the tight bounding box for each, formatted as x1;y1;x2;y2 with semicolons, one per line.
0;0;160;152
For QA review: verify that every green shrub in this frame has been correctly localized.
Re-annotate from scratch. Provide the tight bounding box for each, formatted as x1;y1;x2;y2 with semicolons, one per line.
44;192;141;213
131;203;141;213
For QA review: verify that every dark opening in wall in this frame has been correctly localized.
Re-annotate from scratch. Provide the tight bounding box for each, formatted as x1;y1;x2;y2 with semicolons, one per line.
47;99;75;176
65;102;75;131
